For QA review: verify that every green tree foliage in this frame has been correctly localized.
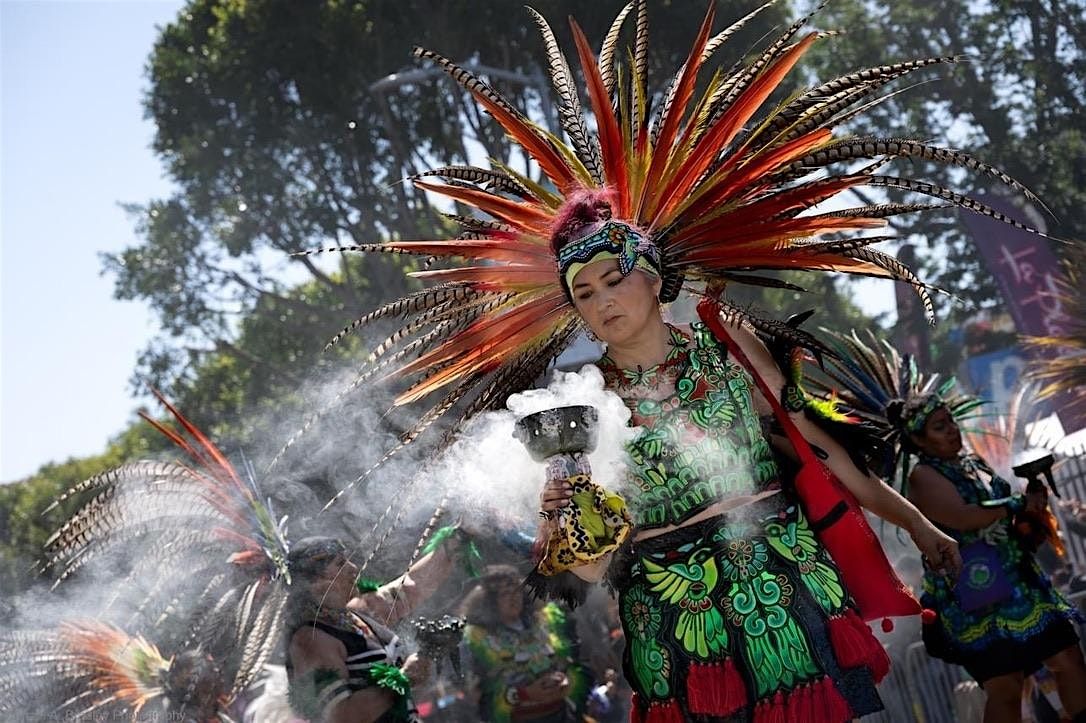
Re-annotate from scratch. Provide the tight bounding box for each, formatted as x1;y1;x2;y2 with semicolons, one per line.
801;0;1086;370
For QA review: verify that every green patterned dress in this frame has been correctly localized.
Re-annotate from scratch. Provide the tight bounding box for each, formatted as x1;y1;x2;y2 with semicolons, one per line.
463;603;590;722
917;453;1082;683
599;323;888;723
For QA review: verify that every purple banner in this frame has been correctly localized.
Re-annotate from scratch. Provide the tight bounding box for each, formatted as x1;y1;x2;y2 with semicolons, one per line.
960;195;1086;431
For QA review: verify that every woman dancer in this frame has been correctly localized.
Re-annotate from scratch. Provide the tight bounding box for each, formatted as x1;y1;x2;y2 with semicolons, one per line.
539;194;958;721
296;2;1050;719
285;535;459;723
811;330;1086;723
903;400;1086;722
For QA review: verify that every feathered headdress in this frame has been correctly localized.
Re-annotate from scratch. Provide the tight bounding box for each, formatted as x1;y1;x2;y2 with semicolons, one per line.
41;391;290;702
1024;246;1086;407
286;1;1044;505
0;621;228;722
805;329;984;490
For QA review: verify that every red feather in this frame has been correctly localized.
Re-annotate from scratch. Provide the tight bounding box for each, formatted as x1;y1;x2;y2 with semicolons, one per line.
569;20;628;213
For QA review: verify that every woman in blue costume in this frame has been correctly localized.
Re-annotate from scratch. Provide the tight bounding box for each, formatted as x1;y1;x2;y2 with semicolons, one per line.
899;396;1086;722
538;192;961;723
807;329;1086;723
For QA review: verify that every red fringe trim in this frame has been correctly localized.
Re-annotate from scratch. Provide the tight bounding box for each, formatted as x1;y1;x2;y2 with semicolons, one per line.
686;659;747;716
828;609;891;682
629;693;643;723
785;682;810;722
753;691;787;723
754;677;854;723
642;698;685;723
815;676;855;722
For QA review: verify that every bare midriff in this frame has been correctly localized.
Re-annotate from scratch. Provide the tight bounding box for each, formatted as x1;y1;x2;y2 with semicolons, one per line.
633;488;781;542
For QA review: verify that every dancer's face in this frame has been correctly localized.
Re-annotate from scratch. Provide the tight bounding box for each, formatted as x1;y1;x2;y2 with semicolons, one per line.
570;259;662;348
912;407;962;459
493;579;524;623
311;552;360;607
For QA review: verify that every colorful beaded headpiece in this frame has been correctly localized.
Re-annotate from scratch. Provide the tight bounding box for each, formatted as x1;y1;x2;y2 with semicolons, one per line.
557;220;661;294
902;392;946;434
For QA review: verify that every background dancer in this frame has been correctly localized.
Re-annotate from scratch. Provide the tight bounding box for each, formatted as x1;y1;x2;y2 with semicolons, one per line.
38;393;467;723
0;621;230;722
284;535;460;723
459;564;589;723
810;330;1086;723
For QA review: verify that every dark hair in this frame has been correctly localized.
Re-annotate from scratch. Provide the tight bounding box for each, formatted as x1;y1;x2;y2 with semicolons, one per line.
458;564;535;628
885;398;905;426
287;536;347;583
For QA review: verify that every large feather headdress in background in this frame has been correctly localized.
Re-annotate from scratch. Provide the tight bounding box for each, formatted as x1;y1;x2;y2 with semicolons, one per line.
1024;246;1086;410
278;0;1051;509
805;329;985;490
38;391;290;705
0;621;230;722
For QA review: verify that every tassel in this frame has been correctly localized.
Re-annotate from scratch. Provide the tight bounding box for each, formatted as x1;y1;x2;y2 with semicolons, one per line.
784;683;811;722
753;691;787;723
686;659;747;716
643;698;685;723
630;693;644;723
828;609;890;682
819;676;855;723
828;611;868;669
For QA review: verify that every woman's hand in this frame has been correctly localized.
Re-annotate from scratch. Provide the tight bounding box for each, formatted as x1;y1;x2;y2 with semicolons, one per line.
540;478;573;515
522;671;570;705
401;652;432;688
910;517;961;578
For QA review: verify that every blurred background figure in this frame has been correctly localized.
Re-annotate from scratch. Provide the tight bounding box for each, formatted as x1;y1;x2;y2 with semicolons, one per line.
459;565;589;722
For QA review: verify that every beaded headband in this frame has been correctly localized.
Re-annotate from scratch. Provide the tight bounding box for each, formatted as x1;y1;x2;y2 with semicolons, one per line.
557;220;661;294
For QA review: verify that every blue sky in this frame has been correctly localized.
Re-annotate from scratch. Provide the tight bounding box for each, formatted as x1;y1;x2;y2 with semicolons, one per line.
2;0;184;482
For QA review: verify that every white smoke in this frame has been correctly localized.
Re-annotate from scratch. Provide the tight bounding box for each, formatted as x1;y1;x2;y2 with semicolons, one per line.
425;364;640;527
1;335;642;712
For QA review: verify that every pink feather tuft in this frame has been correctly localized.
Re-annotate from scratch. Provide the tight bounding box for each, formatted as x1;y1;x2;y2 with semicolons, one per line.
549;187;618;252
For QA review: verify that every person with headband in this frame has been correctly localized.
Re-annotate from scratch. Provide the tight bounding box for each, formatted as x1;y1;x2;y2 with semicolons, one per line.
895;396;1086;723
807;330;1086;723
541;190;963;722
285;534;466;723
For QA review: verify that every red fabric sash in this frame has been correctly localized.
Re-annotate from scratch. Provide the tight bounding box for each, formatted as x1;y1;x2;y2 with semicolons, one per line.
696;296;920;622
